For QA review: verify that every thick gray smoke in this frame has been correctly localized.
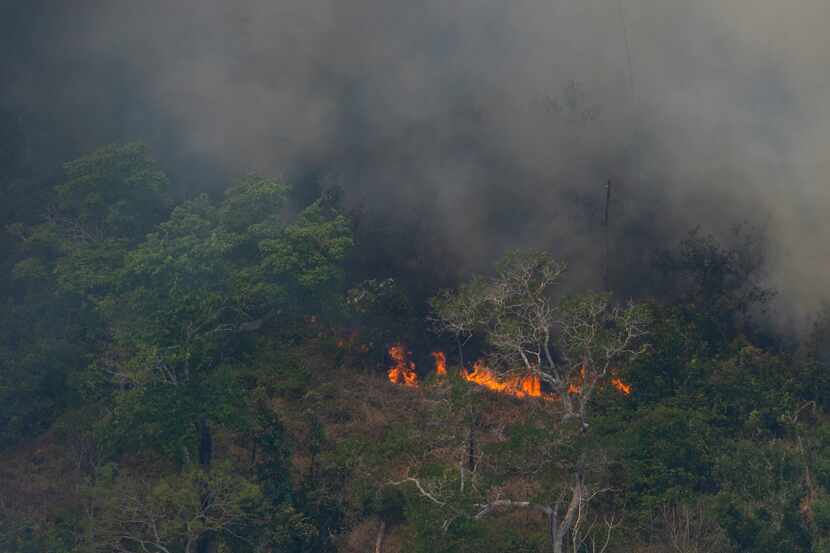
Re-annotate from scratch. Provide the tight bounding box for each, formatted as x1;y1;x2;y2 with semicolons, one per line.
3;0;828;328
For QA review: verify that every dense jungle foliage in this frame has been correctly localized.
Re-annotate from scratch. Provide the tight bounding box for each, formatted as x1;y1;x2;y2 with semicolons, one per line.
3;142;830;553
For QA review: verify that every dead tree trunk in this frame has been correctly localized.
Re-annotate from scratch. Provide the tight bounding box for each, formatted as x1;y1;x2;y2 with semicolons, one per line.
549;509;558;553
475;470;584;553
551;473;584;553
374;520;386;553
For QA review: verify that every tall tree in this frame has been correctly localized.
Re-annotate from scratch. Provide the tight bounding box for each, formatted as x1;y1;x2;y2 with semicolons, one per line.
0;143;171;448
431;250;649;552
92;174;352;461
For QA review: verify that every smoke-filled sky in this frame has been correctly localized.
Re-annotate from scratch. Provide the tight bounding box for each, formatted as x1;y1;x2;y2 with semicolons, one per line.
2;0;828;328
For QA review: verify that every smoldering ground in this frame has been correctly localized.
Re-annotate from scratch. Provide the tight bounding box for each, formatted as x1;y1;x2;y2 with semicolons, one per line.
2;0;828;329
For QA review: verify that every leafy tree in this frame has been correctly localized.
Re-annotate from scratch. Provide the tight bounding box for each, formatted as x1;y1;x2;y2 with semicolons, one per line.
0;143;171;448
432;251;649;427
654;227;773;347
88;463;262;553
91;175;353;460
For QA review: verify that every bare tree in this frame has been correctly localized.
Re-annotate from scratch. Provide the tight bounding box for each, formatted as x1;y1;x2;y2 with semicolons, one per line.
571;512;621;553
472;461;615;553
555;292;649;429
429;279;488;368
431;250;650;553
433;251;648;428
655;501;734;553
386;390;485;534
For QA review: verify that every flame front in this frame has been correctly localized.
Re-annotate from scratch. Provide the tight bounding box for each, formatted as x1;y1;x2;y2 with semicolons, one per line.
432;351;447;376
461;360;545;399
610;377;632;395
386;348;631;399
387;344;417;386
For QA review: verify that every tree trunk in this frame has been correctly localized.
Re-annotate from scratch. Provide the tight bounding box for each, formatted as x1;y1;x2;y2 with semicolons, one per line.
550;510;560;553
552;474;584;553
473;475;583;553
374;520;386;553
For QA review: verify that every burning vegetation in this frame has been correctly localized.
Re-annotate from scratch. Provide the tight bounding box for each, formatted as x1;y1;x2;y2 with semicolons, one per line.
431;351;447;376
611;376;633;395
3;136;801;553
387;344;631;400
387;344;418;387
462;360;545;399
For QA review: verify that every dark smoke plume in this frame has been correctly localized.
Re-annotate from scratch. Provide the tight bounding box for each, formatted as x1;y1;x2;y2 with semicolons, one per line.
2;0;828;328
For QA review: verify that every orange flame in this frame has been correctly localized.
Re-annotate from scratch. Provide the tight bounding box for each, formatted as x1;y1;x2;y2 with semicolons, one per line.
567;365;586;395
387;344;417;387
386;348;632;400
432;351;447;376
610;377;632;395
461;360;545;399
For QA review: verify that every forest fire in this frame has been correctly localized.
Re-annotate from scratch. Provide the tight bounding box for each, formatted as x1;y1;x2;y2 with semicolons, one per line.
387;344;633;400
387;345;417;386
431;351;447;376
461;360;545;399
611;377;632;395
